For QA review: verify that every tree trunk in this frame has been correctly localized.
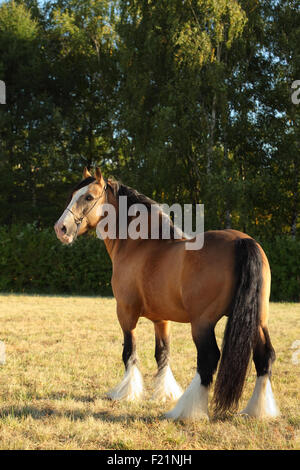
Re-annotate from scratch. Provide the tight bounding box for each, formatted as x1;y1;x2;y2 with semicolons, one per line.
291;156;299;239
223;133;231;229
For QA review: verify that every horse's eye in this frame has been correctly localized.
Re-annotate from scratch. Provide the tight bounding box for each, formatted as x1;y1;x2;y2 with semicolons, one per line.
85;194;94;202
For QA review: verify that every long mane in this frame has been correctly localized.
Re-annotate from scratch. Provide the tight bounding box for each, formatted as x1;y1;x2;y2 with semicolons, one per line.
69;176;185;240
109;180;185;241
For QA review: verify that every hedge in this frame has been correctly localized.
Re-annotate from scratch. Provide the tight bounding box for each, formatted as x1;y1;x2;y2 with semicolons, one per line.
259;236;300;302
0;224;113;296
0;224;299;301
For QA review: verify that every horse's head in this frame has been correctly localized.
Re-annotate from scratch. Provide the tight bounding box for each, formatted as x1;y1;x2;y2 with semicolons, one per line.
54;167;107;244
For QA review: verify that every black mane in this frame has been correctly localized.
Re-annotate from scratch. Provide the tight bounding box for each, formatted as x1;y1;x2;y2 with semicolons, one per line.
114;182;157;211
110;181;178;238
69;176;180;239
74;176;96;191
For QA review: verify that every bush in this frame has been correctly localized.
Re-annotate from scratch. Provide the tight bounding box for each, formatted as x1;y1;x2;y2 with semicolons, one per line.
259;236;300;302
0;225;299;301
0;224;113;296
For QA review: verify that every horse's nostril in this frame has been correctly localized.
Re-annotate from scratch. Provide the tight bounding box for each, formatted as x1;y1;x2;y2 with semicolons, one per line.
61;225;67;234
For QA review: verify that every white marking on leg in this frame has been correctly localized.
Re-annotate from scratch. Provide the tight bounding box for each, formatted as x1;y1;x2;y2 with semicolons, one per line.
165;373;209;421
241;375;280;418
152;365;183;402
107;360;144;402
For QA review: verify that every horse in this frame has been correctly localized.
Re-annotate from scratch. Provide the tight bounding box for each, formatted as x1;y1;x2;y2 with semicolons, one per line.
54;167;280;420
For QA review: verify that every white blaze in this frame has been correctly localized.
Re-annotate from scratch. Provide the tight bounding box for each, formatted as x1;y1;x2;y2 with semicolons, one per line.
56;185;89;230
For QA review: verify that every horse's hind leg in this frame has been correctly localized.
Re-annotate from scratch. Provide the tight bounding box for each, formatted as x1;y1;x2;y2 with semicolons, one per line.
240;268;280;418
241;325;279;417
152;320;182;402
107;308;143;401
165;320;220;421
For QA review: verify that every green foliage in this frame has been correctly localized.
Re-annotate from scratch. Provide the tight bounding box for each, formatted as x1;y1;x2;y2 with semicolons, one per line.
260;237;300;302
0;224;112;296
0;0;38;40
0;0;118;227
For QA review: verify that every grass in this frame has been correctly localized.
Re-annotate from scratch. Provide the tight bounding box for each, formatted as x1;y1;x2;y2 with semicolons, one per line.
0;294;299;450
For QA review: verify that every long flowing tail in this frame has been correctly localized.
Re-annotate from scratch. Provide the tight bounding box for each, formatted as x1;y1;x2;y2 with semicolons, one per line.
213;238;263;414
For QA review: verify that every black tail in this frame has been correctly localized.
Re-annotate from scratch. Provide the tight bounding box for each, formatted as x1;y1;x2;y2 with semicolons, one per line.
213;238;262;414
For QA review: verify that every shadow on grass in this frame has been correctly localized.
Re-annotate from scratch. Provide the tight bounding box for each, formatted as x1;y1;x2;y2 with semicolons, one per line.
0;401;256;429
0;402;162;424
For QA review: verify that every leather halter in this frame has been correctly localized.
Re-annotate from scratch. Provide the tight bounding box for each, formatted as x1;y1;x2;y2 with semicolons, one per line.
67;182;108;228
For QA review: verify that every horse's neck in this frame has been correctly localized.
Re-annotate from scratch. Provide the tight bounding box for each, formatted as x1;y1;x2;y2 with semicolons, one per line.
99;187;130;257
102;238;118;260
100;187;180;259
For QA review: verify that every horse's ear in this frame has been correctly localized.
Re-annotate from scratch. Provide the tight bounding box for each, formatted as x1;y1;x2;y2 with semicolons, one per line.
95;167;104;184
83;167;92;179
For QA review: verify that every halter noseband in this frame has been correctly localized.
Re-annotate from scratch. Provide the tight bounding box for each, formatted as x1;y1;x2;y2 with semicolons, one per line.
67;182;108;228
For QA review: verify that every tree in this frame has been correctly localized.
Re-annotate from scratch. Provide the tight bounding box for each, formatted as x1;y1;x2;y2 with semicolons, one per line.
0;0;118;226
116;0;248;230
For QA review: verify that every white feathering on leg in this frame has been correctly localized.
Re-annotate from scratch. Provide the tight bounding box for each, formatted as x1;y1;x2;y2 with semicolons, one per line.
165;373;209;421
107;361;144;401
240;375;280;418
152;365;183;402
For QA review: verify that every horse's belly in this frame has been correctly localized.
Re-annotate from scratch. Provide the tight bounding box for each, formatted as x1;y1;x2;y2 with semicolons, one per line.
141;308;190;323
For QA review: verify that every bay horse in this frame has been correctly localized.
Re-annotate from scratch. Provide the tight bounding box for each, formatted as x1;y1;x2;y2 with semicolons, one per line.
54;167;279;420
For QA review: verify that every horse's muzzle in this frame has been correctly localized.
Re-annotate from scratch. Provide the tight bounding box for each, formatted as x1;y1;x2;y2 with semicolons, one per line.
54;220;75;245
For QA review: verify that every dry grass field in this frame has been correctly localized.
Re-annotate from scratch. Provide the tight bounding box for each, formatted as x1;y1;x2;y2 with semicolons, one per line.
0;294;299;450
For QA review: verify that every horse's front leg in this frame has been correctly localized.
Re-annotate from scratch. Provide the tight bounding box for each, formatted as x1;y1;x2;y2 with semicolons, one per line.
107;310;143;401
152;320;182;402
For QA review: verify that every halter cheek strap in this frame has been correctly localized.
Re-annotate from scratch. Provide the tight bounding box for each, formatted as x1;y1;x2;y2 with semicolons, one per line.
67;182;108;228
